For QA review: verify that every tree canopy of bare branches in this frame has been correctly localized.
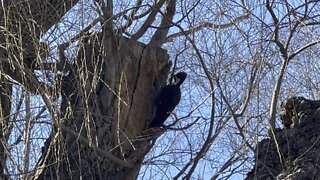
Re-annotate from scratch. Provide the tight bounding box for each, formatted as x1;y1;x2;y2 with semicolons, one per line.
1;0;320;179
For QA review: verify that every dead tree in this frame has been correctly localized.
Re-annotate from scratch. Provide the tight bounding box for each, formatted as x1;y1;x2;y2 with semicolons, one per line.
1;0;174;179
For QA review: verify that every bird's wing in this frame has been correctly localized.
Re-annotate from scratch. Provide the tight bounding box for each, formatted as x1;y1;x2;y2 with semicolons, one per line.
155;86;171;105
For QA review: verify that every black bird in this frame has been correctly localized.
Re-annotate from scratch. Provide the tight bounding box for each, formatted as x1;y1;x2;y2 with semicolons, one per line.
150;72;187;127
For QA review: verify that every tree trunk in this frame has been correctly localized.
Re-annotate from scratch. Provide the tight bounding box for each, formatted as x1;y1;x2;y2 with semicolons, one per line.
0;1;77;178
32;32;170;179
0;1;172;179
0;64;12;180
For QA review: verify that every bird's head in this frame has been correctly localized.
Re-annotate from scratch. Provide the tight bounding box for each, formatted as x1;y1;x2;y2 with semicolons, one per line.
174;72;187;86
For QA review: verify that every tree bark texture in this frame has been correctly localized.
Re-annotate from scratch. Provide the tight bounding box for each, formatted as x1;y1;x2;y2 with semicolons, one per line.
0;1;77;178
32;32;170;179
0;64;12;180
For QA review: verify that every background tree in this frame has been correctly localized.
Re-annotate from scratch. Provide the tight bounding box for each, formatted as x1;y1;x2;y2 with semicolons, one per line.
1;0;320;179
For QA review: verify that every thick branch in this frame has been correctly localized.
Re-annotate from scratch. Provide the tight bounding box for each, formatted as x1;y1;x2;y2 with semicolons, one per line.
119;0;143;32
166;13;250;42
149;0;176;47
131;0;166;40
0;57;55;118
1;0;79;59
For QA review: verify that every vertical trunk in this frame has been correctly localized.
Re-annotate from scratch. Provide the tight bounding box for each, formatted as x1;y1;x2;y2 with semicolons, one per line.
0;1;77;177
0;64;12;180
33;33;170;179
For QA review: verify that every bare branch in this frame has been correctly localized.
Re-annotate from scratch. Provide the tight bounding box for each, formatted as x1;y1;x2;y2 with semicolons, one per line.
215;78;254;151
289;40;320;60
211;155;241;180
166;13;250;42
149;0;176;47
0;57;55;118
266;0;288;60
119;0;143;32
57;123;134;168
131;0;166;40
266;0;289;129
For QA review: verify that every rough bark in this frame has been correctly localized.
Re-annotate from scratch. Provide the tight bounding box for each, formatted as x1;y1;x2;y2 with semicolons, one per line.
1;0;78;65
246;96;320;180
0;1;78;178
32;32;170;179
0;63;12;180
0;1;174;178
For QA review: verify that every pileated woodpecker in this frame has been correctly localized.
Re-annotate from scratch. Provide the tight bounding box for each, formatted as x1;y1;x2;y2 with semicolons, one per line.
150;72;187;127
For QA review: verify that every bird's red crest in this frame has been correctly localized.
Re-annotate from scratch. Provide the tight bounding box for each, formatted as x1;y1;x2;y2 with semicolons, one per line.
175;72;187;80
